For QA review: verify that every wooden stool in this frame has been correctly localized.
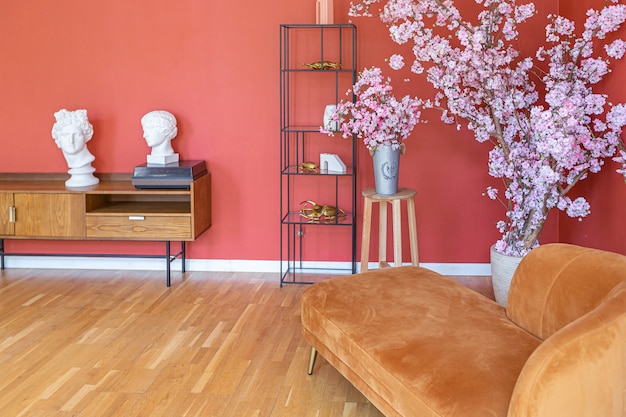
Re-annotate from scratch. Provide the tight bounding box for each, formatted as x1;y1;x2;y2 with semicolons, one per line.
360;187;419;272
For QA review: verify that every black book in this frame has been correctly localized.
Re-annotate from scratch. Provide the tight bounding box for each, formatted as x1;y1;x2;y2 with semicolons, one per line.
132;160;207;189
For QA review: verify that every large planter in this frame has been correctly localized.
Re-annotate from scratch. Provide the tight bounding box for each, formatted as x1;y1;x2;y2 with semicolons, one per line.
372;145;401;195
490;244;524;306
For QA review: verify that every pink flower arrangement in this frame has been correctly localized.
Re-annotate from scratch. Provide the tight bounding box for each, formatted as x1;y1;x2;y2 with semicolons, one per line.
350;0;626;256
322;66;422;151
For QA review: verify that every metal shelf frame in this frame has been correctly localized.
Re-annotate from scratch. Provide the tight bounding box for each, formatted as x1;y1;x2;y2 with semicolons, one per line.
279;24;358;286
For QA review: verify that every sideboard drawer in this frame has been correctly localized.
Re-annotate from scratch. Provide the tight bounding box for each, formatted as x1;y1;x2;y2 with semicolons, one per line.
86;215;192;240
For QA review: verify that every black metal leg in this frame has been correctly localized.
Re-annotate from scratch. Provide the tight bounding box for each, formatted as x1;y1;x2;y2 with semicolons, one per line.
0;238;184;287
182;241;186;273
166;241;171;287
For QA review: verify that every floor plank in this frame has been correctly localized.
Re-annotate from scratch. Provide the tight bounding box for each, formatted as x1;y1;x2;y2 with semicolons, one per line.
0;268;492;416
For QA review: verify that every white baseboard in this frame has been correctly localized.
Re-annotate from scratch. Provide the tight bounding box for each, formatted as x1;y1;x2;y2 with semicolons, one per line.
1;256;492;276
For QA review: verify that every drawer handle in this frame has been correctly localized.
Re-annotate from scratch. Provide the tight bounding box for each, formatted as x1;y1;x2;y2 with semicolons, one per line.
128;216;145;221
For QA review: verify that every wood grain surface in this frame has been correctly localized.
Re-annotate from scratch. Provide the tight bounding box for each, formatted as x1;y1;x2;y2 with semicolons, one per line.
0;269;492;416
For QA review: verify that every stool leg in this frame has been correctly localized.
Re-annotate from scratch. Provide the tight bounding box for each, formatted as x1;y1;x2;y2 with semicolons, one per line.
360;197;373;272
379;201;388;268
407;197;419;266
392;199;402;267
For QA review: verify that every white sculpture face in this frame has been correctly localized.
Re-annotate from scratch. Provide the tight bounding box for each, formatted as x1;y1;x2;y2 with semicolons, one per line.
143;126;168;148
57;124;87;155
51;108;99;187
140;110;178;158
143;124;174;159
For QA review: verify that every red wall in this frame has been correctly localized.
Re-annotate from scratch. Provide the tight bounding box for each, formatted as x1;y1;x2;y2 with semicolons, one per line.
0;0;623;265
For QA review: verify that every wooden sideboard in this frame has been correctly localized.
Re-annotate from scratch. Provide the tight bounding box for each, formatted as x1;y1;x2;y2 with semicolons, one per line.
0;171;211;286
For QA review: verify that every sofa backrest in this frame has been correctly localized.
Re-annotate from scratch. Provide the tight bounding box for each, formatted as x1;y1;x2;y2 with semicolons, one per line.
507;243;626;340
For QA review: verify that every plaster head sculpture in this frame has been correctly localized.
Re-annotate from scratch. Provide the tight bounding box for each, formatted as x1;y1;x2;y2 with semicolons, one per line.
141;110;179;164
51;109;99;188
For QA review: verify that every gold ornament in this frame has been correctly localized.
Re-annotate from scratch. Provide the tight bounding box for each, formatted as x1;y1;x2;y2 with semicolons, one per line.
299;200;346;223
302;61;341;70
298;162;319;173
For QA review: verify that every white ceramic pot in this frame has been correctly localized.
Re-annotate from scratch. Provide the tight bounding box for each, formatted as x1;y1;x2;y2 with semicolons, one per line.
490;244;524;307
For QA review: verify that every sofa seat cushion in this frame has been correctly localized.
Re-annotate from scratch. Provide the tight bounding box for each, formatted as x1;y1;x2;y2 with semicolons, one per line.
301;266;542;417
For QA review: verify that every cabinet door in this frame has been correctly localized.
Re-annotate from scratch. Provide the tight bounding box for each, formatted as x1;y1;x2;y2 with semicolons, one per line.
15;193;85;238
0;193;15;236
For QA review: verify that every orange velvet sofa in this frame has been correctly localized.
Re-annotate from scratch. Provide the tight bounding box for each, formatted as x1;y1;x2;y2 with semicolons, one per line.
301;243;626;417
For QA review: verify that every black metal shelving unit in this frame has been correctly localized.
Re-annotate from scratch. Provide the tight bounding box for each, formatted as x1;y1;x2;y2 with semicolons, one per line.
280;24;357;286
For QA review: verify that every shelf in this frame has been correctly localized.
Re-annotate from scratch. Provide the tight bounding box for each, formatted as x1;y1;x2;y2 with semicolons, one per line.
280;126;347;136
0;170;212;286
281;68;356;73
281;125;331;133
280;23;358;285
280;266;356;285
86;201;191;215
281;211;354;226
280;23;356;28
281;166;354;176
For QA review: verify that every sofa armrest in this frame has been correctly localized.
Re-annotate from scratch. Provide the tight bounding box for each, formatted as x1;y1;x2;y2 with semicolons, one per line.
507;244;626;340
508;282;626;417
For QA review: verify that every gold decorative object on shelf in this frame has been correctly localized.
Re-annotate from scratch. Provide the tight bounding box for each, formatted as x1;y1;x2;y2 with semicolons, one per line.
299;200;346;223
298;162;319;173
302;61;341;70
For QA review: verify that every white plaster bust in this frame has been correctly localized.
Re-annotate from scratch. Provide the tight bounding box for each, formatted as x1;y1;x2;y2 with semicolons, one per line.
51;109;99;188
141;110;179;164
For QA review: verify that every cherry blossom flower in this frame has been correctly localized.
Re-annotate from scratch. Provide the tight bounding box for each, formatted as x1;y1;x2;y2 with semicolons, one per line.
349;0;626;256
322;67;423;151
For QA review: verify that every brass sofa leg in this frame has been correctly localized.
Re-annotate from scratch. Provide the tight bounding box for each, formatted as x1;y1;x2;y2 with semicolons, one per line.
308;346;317;375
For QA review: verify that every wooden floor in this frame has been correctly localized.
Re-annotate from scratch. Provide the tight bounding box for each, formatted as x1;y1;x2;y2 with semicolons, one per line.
0;268;493;417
